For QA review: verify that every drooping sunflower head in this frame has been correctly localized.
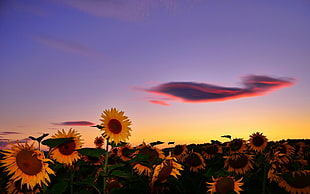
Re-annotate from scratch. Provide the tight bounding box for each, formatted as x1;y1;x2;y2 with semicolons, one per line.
202;144;223;160
207;176;243;194
227;138;246;154
276;142;295;157
277;170;310;194
100;108;132;144
294;142;306;156
184;151;206;172
151;154;183;185
133;163;153;177
117;144;134;161
224;153;254;175
94;136;104;149
172;144;188;162
50;128;83;166
106;178;123;194
0;141;55;191
248;132;268;152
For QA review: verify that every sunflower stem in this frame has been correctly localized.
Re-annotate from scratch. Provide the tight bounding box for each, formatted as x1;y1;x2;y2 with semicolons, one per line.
70;166;74;194
103;139;109;194
262;162;267;194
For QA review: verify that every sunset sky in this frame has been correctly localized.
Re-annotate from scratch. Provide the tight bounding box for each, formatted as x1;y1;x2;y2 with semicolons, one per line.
1;0;309;150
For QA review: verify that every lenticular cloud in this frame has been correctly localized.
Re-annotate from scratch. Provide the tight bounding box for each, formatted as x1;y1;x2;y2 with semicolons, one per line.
141;75;295;105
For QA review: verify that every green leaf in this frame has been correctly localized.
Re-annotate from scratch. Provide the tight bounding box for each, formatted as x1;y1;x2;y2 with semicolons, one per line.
91;125;104;129
77;148;106;159
168;142;175;145
49;181;68;194
129;154;150;163
110;170;131;178
42;137;73;148
221;135;231;139
37;133;49;142
150;141;164;146
108;141;127;148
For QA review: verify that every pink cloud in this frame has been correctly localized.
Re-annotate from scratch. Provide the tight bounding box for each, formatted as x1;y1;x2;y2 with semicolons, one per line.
138;75;295;105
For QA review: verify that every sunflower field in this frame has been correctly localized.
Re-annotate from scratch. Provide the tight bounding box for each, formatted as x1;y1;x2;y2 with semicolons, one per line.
0;108;309;194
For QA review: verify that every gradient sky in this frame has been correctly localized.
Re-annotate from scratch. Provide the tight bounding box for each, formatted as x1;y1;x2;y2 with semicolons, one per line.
1;0;310;150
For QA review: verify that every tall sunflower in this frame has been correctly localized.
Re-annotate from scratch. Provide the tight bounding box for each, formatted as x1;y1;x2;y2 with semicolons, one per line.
49;128;83;166
0;141;55;191
248;132;268;152
224;153;254;175
100;108;132;144
184;151;206;172
207;176;243;194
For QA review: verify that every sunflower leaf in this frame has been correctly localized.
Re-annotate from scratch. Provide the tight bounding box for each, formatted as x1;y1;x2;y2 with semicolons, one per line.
42;137;74;148
150;141;164;146
91;125;104;129
221;135;232;139
109;169;131;178
77;148;106;159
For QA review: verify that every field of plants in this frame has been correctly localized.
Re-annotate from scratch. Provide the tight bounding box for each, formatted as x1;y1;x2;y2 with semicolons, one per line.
0;108;309;194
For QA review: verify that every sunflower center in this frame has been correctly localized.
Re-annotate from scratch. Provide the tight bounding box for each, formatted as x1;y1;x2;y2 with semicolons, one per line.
58;140;76;155
16;150;43;176
185;153;202;167
108;119;122;134
230;139;243;151
173;145;184;155
157;165;173;182
286;173;310;188
228;155;248;169
140;147;159;163
215;177;235;194
206;145;219;154
252;136;264;147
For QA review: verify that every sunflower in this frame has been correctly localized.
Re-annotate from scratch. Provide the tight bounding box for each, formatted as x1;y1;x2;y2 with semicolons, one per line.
117;144;134;161
184;151;206;172
172;144;188;162
277;170;310;194
0;141;55;191
5;180;41;194
248;132;268;152
133;163;153;177
227;138;247;154
134;142;165;164
106;178;123;194
94;136;104;149
82;154;104;166
100;108;132;144
49;128;83;166
151;154;183;185
202;144;223;160
294;142;306;157
277;142;295;157
224;153;254;175
207;176;243;194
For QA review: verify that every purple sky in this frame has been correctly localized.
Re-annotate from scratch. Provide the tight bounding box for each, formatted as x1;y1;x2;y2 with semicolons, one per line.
1;0;309;149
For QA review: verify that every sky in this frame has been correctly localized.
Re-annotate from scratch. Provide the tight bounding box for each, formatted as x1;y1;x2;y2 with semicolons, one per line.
1;0;310;150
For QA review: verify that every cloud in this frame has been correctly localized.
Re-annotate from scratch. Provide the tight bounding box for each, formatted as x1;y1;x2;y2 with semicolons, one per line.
139;75;295;105
0;138;28;150
35;35;101;58
52;121;95;126
0;131;22;135
63;0;156;21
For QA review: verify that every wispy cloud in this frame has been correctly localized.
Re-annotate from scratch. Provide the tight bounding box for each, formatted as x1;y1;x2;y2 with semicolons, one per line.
63;0;155;21
34;35;101;58
138;75;295;105
52;121;95;126
0;131;22;135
